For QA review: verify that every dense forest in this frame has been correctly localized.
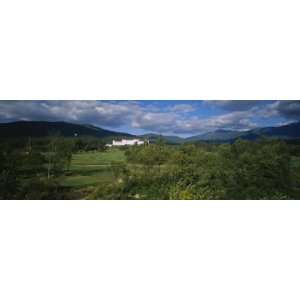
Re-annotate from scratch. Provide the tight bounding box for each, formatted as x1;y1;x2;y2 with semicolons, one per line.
1;135;300;200
94;139;300;200
0;136;107;199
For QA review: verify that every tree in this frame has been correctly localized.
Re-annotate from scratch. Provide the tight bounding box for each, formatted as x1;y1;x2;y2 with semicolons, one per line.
44;136;73;179
0;147;22;199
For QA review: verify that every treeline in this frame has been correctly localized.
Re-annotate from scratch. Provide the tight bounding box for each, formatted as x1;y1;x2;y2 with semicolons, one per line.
92;139;300;200
0;136;106;153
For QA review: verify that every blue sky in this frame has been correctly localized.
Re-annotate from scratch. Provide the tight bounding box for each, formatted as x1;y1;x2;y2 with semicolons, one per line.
0;100;299;137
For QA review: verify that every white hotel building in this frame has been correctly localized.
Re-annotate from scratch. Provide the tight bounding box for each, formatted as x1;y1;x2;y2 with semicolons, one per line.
106;138;145;147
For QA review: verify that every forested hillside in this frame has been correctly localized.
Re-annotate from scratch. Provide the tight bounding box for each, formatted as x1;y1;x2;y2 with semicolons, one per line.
0;121;134;139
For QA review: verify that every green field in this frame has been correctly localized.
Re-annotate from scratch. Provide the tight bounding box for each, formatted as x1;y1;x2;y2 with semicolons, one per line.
61;149;125;189
292;156;300;168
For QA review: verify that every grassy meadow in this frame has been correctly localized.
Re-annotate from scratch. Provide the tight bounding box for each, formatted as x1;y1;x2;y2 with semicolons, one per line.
60;149;126;196
291;156;300;168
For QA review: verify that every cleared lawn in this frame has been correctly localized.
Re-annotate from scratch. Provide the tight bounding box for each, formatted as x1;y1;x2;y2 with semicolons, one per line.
61;149;125;188
291;156;300;168
71;149;125;166
62;171;113;188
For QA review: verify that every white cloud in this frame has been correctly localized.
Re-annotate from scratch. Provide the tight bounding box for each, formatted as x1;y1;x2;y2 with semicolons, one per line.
169;104;196;113
1;100;299;136
172;110;257;134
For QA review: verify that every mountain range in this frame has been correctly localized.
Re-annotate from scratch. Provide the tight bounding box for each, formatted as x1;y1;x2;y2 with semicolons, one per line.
0;120;300;143
188;122;300;142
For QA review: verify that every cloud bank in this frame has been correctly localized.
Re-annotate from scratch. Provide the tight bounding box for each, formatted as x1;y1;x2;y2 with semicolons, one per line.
0;100;299;136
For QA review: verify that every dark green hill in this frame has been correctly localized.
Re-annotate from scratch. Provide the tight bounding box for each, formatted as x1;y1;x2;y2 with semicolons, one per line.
246;122;300;139
186;129;245;142
186;122;300;142
0;121;135;140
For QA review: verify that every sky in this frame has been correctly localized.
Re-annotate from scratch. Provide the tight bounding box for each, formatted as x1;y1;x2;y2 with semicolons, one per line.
0;100;300;137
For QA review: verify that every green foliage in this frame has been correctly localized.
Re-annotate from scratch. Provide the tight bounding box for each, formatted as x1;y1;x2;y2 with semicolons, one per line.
0;150;21;199
18;178;66;200
0;136;74;199
89;180;126;200
0;136;299;200
118;139;295;199
73;137;106;152
21;150;46;175
44;135;74;178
